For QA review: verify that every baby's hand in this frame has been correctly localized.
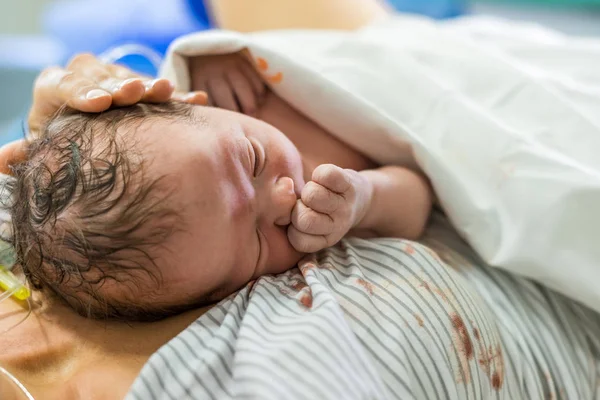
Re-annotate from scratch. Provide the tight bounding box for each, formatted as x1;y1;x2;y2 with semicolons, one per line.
190;52;267;115
288;164;372;253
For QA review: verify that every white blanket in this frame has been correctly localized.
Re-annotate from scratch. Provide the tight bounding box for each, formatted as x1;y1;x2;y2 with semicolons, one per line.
160;15;600;314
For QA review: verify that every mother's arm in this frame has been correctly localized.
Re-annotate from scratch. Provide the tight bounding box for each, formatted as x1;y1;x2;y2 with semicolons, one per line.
207;0;390;32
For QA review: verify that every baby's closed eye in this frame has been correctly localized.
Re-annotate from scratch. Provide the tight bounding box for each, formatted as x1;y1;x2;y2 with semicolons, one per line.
248;138;265;177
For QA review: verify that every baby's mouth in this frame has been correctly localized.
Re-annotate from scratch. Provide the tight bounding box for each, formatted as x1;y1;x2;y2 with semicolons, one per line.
294;180;303;198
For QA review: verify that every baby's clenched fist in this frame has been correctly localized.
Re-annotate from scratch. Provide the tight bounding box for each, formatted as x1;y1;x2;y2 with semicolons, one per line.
288;164;372;253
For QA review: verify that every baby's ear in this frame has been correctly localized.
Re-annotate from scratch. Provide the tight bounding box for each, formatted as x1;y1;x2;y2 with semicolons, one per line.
0;139;28;176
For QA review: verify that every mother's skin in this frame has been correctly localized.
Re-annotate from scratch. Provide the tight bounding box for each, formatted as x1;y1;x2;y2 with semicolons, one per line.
0;1;388;398
0;296;209;399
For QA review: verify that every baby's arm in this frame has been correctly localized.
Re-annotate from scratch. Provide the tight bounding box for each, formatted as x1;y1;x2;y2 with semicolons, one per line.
355;166;432;239
288;164;432;253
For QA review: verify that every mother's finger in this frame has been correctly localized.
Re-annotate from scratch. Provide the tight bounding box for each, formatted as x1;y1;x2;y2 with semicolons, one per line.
66;53;113;82
140;78;175;103
106;62;148;80
172;91;209;106
69;55;159;106
28;67;111;134
54;70;113;111
98;78;145;106
106;63;173;103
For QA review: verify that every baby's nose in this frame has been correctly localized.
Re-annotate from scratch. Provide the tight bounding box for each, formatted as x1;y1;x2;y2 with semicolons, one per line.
273;177;297;226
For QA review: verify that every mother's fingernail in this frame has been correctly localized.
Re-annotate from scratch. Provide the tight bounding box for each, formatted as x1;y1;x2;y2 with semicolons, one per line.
182;92;198;100
86;89;110;100
145;79;159;90
118;78;141;90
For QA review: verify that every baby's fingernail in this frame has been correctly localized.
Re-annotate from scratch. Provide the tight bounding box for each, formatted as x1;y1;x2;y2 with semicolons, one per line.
86;89;110;100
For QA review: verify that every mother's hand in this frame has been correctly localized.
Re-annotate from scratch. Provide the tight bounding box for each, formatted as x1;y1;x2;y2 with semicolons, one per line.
28;53;207;135
0;53;207;175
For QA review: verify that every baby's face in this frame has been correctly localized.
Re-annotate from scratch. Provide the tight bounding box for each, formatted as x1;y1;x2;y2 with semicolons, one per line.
131;106;306;305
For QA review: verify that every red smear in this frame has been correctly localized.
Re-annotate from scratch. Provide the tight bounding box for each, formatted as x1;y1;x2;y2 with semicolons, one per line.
356;278;374;295
300;294;313;308
405;243;416;254
451;313;473;360
266;72;283;84
473;327;480;341
420;280;451;303
300;262;317;275
414;314;424;327
478;345;505;391
291;281;307;292
492;372;502;390
433;287;450;304
256;57;269;71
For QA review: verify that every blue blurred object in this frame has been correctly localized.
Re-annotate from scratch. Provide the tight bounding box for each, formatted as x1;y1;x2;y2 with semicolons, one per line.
44;0;209;75
186;0;214;27
386;0;467;18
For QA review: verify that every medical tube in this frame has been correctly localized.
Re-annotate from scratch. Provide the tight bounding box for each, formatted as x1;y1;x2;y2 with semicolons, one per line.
0;366;35;400
98;44;163;75
0;267;29;301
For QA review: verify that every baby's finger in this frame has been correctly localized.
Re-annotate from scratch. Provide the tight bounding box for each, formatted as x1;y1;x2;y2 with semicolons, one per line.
227;69;258;115
311;164;352;194
287;225;329;254
291;200;335;235
208;77;239;112
301;181;344;215
189;79;212;106
241;61;267;99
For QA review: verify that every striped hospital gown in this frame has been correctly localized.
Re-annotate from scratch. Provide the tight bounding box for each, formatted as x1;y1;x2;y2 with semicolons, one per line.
126;213;600;399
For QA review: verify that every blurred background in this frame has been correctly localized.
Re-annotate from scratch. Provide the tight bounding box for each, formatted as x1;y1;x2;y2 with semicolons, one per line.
1;0;600;143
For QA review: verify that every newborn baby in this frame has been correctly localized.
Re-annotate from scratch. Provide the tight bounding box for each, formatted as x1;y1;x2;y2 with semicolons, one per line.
10;54;432;320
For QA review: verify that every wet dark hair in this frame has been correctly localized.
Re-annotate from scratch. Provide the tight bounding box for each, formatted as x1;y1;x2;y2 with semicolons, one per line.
7;102;209;321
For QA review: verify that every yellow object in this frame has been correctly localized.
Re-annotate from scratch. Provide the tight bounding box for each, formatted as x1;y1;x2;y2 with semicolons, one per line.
0;265;30;301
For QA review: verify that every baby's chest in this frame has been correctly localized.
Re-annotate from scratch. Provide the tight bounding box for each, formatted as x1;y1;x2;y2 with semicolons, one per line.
257;92;376;173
